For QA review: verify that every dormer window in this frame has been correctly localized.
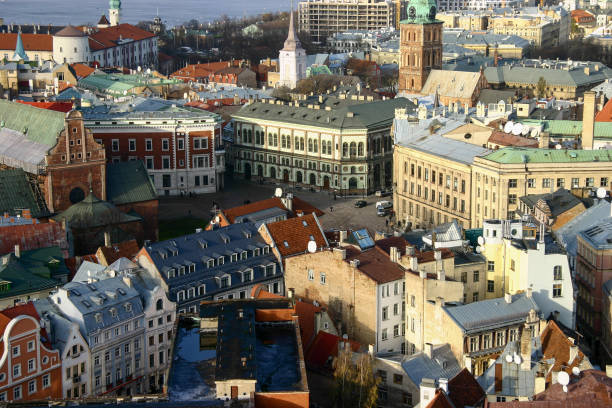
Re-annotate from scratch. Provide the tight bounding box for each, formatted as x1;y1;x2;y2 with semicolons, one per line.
253;248;260;256
179;266;186;276
263;246;270;254
189;263;195;273
207;259;215;268
243;269;253;282
110;308;117;318
241;251;248;260
218;256;225;265
167;269;175;279
95;313;102;323
198;239;208;249
220;275;230;288
283;241;289;247
124;303;132;312
231;253;238;262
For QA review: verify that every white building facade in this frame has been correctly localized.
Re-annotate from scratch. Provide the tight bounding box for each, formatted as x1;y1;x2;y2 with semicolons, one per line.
377;278;406;353
279;10;307;89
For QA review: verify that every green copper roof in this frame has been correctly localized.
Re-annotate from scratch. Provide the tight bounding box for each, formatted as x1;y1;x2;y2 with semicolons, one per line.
400;0;441;24
78;73;181;96
109;0;121;10
52;192;142;229
107;160;157;205
518;119;612;139
0;169;50;218
0;99;65;146
480;147;612;164
11;32;28;62
0;247;67;299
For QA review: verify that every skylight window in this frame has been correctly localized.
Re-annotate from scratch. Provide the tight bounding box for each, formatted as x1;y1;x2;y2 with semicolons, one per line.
283;241;289;247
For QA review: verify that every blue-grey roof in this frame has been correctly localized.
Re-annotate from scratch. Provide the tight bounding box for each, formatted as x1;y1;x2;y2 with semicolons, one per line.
73;261;108;283
381;344;461;386
56;277;144;338
444;293;540;334
34;297;79;356
554;200;611;258
144;222;278;302
234;207;288;225
394;118;491;165
579;218;612;250
349;228;375;250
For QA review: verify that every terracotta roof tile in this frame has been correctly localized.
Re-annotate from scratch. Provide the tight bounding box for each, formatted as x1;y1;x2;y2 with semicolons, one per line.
374;236;454;264
345;245;405;284
595;98;612;122
426;390;455;408
96;239;139;266
448;368;485;408
251;283;284;299
15;101;73;112
264;214;327;257
540;320;586;382
305;331;360;370
221;196;323;224
489;131;539;148
70;63;96;79
0;33;52;51
88;24;155;51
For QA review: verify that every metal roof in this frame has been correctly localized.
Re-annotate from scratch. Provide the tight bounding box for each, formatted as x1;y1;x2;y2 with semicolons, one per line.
0;99;65;146
579;218;612;250
555;200;611;257
0;168;50;218
392;344;461;386
484;61;612;87
480;147;612;164
443;293;540;334
107;160;157;205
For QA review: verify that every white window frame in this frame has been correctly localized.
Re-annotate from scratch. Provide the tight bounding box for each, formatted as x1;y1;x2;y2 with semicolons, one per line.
162;138;169;151
111;139;119;152
145;138;153;151
128;138;136;151
193;155;209;168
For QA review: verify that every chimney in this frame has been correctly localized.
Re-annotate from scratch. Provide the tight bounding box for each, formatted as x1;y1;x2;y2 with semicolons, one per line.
350;259;360;268
22;209;31;219
123;276;132;288
419;270;427;279
520;326;532;371
438;378;448;393
339;230;348;243
14;245;20;258
437;269;445;281
104;231;112;247
420;378;436;406
582;91;596;150
334;247;347;260
505;293;512;303
390;246;398;263
527;287;533;298
314;311;321;334
569;345;579;365
539;131;550;149
287;288;294;299
425;343;434;358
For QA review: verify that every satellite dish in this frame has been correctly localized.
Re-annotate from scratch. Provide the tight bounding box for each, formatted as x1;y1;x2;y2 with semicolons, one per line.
563;385;568;393
477;236;485;246
521;126;530;136
505;354;513;363
504;121;514;134
137;66;142;72
558;371;570;386
307;240;317;253
475;246;482;253
530;128;540;137
555;144;562;150
596;187;607;198
146;68;151;75
513;353;522;364
512;123;523;136
274;188;283;198
572;367;581;376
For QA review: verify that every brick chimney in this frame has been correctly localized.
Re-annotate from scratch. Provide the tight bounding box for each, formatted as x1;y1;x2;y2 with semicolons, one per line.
14;245;20;258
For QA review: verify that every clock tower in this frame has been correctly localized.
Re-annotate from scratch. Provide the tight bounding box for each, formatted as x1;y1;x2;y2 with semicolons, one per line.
398;0;442;93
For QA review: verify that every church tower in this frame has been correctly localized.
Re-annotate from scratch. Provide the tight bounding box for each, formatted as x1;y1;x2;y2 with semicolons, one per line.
279;7;307;89
398;0;442;93
109;0;121;27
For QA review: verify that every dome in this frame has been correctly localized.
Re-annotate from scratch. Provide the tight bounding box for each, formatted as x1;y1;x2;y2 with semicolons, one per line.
402;0;439;24
55;25;86;37
109;0;121;9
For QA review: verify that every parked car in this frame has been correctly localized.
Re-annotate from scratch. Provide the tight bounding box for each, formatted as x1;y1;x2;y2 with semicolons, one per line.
376;200;393;216
354;200;367;208
375;189;392;197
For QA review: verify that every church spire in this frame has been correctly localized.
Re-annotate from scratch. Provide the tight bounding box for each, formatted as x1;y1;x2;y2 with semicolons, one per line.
11;31;28;62
282;2;302;51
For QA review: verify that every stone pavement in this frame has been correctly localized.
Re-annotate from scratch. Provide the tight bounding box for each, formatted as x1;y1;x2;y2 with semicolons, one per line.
158;178;393;234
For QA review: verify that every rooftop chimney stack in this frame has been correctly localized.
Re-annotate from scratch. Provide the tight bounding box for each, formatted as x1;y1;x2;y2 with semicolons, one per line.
14;245;20;258
104;231;112;247
582;91;596;150
438;378;448;393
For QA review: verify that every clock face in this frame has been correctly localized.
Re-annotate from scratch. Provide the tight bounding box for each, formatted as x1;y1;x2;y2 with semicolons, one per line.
409;6;416;19
429;6;436;19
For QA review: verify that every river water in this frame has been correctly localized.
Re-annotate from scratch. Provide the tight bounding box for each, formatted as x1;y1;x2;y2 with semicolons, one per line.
0;0;290;27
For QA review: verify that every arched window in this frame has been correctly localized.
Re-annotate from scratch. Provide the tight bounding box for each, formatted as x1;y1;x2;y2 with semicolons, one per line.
313;140;318;153
358;142;364;156
350;142;357;156
295;137;300;150
328;141;332;154
308;139;313;152
247;129;252;143
281;135;286;148
553;266;562;280
156;299;163;310
342;142;348;157
268;133;273;145
286;134;291;147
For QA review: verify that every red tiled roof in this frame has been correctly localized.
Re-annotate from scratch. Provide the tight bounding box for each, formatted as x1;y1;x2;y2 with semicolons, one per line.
448;368;486;408
264;214;327;257
16;101;73;113
0;303;52;348
255;308;294;322
221;196;323;224
251;283;284;299
595;98;612;122
540;320;586;382
488;131;539;148
97;239;139;266
426;390;455;408
88;24;155;51
71;63;95;79
345;245;405;284
0;33;53;51
294;300;322;348
305;331;360;369
374;236;454;263
170;62;233;81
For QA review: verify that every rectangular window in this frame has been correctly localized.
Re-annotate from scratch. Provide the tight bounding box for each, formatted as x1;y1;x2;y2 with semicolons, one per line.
557;178;565;188
112;139;119;152
13;386;21;400
162;139;169;151
487;280;495;292
193;137;208;150
508;179;517;188
393;325;399;337
128;139;136;151
472;292;479;302
28;380;36;395
145;157;154;170
542;178;551;188
381;328;388;340
162;156;170;169
177;138;185;150
461;272;467;283
43;374;50;388
394;374;403;384
487;261;495;271
601;177;609;187
553;284;562;298
308;269;314;281
382;306;388;321
508;194;517;204
193;155;209;168
473;270;479;282
145;139;152;151
572;178;579;188
320;273;326;285
469;336;479;352
527;178;535;188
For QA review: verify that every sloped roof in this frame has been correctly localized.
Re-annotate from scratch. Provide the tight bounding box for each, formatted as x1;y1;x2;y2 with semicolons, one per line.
88;24;155;51
0;99;65;146
222;196;323;224
106;160;157;205
422;70;484;99
15;101;73;113
344;245;405;284
426;390;455;408
0;33;53;51
97;240;140;266
488;131;539;147
55;25;86;37
98;15;110;25
52;192;141;229
263;214;327;257
305;331;360;369
595;97;612;122
70;63;96;79
484;63;612;87
0;169;50;218
448;368;486;408
540;320;589;382
400;344;462;387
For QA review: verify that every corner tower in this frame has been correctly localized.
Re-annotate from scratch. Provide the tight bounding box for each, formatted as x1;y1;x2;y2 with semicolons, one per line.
109;0;121;26
279;6;307;89
398;0;442;93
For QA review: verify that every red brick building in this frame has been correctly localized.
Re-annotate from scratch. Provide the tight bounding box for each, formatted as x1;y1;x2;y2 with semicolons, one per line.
83;106;224;195
43;109;107;213
0;210;69;256
0;303;62;402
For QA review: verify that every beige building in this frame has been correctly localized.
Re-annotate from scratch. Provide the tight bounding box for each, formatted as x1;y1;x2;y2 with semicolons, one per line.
490;16;561;47
298;0;395;43
437;12;488;30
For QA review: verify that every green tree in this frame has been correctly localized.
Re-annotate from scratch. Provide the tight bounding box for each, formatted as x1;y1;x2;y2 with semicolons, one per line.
272;86;292;101
333;349;379;408
536;76;547;99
